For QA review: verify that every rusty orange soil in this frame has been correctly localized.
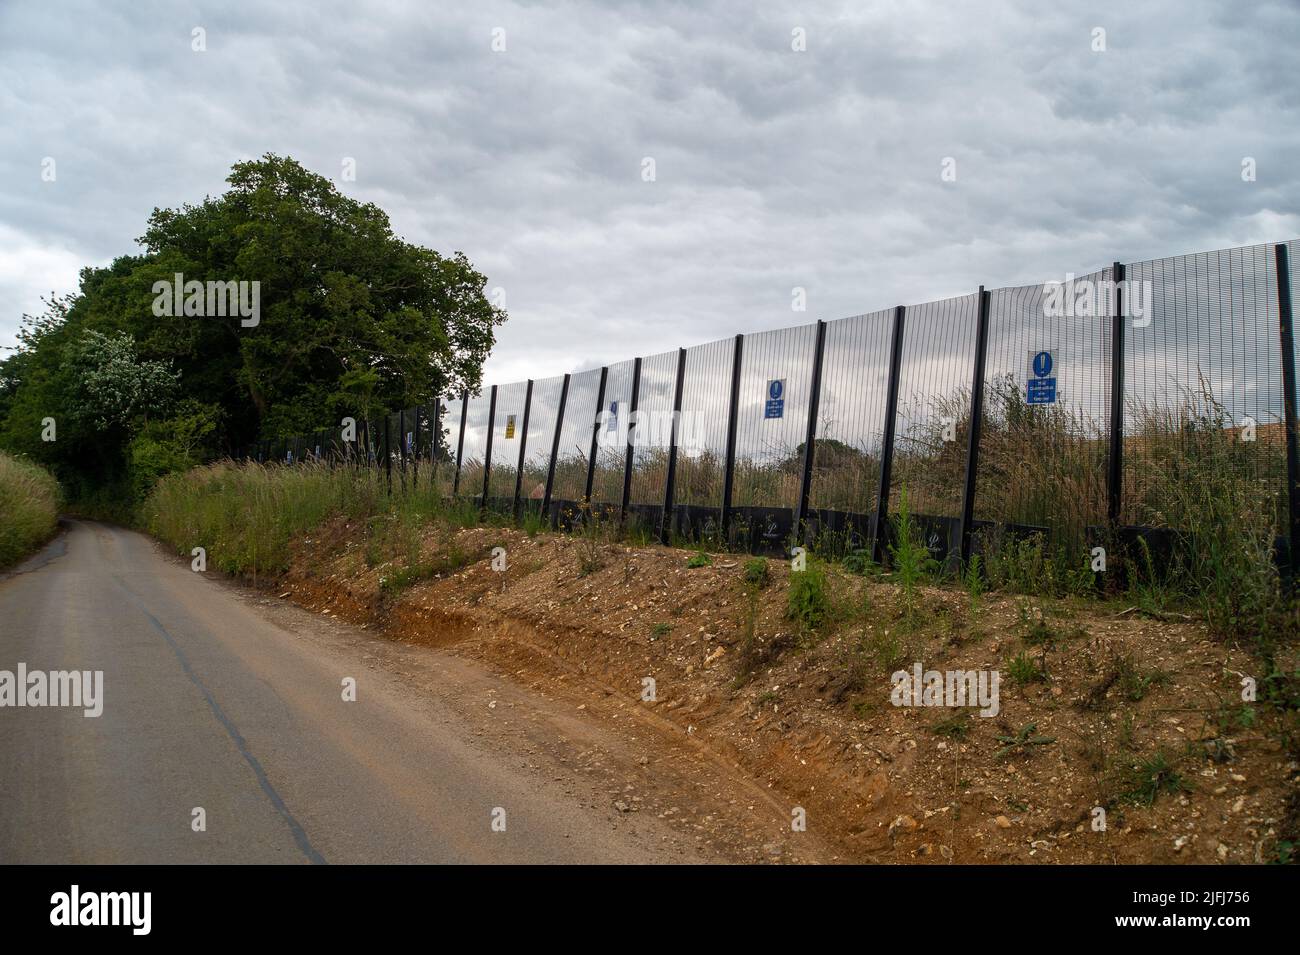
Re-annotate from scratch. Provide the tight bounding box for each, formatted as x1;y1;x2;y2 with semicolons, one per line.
270;517;1297;864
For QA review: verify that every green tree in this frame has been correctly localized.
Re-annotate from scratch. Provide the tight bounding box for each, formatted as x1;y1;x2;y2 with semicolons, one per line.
64;330;178;430
0;154;506;506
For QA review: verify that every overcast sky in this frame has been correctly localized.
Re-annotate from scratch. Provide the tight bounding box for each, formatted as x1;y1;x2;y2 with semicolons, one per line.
2;0;1298;386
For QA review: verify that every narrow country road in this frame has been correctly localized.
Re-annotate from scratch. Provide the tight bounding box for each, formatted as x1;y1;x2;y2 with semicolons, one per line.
0;520;721;864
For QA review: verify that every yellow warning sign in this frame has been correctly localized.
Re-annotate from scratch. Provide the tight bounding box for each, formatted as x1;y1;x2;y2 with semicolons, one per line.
505;414;516;439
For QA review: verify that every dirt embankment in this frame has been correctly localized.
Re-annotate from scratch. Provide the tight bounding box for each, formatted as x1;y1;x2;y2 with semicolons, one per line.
274;517;1298;864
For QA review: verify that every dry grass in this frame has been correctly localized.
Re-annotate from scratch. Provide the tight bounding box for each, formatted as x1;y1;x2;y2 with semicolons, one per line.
0;451;61;570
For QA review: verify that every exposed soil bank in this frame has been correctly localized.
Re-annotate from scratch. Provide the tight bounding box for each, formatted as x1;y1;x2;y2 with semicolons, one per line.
254;518;1294;863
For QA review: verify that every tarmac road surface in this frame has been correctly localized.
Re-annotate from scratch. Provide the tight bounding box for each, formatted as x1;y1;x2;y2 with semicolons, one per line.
0;520;710;864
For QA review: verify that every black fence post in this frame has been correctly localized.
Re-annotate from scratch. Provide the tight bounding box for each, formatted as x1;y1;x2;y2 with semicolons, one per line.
383;416;392;494
957;287;991;566
1107;262;1126;527
584;367;609;506
420;404;429;487
513;379;534;521
398;409;406;490
412;404;422;487
481;384;498;510
452;389;468;497
543;373;570;522
431;395;443;494
794;320;828;546
620;357;643;524
1275;244;1300;576
411;407;421;488
871;305;907;565
721;333;744;541
659;348;688;545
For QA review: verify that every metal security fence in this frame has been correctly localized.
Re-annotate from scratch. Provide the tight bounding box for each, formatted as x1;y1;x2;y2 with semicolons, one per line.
237;239;1300;569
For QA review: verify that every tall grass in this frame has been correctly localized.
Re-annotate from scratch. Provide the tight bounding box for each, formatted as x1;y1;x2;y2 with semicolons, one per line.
0;451;61;570
142;461;390;577
1122;384;1288;642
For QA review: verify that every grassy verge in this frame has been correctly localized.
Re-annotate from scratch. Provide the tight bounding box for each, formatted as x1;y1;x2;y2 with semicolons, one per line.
0;451;61;570
140;460;496;584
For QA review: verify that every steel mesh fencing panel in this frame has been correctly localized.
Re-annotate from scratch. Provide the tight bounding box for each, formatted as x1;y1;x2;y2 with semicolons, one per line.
974;273;1112;548
397;409;417;483
358;419;374;465
810;308;895;517
435;395;464;496
629;350;679;506
889;292;980;521
457;392;493;500
487;381;528;502
1121;244;1286;532
675;336;734;510
732;323;818;509
520;375;565;506
590;359;635;505
549;368;602;503
325;420;350;463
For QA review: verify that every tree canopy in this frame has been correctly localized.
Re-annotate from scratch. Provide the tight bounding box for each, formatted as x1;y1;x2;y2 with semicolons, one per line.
0;154;506;510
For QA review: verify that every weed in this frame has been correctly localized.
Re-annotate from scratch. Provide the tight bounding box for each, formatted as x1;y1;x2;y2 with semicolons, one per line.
931;711;972;739
687;549;712;569
1019;603;1056;646
1007;651;1042;686
1116;654;1168;702
1114;749;1188;806
995;722;1056;759
622;518;654;548
521;507;547;537
859;627;905;673
963;554;985;610
575;500;608;576
1118;712;1136;750
888;486;937;617
981;528;1093;599
1127;536;1175;618
842;548;876;575
786;557;830;630
742;557;770;588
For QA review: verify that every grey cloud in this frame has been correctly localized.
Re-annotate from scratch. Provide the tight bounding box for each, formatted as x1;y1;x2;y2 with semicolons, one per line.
2;0;1298;400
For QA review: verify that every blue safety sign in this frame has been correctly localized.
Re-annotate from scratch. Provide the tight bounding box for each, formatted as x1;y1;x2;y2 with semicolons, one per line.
1027;350;1057;405
765;379;785;419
